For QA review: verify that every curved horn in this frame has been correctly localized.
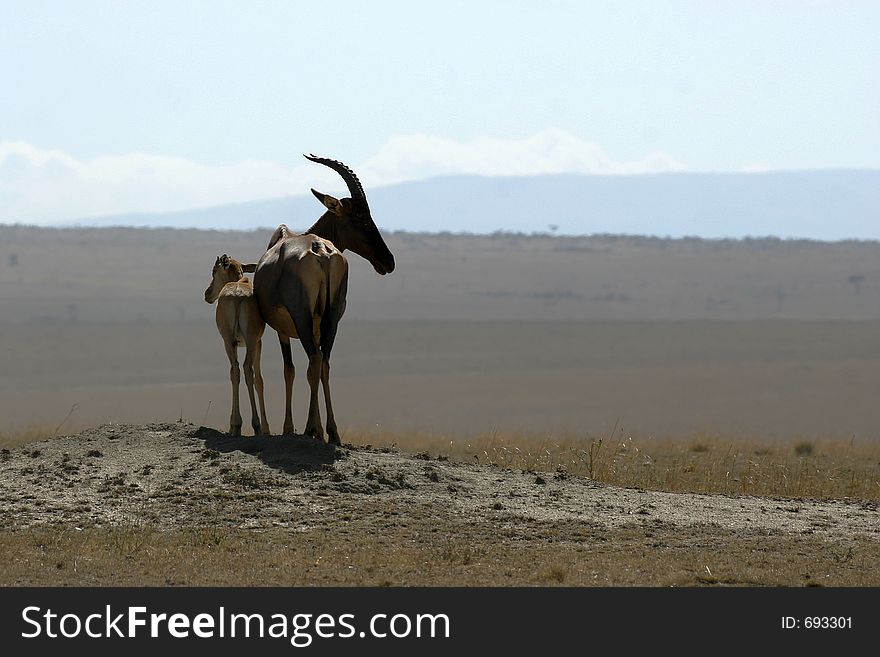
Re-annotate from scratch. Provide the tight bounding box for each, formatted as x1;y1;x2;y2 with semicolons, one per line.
304;154;369;211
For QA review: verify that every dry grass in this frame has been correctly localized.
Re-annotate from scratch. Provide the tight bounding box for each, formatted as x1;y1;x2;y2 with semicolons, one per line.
0;403;78;449
4;517;879;587
0;424;53;450
346;428;880;502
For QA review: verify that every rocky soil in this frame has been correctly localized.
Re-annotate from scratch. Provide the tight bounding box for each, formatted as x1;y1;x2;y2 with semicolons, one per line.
2;422;879;586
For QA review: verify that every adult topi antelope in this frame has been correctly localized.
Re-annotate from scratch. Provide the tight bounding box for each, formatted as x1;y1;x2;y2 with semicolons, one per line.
254;154;395;444
204;254;270;437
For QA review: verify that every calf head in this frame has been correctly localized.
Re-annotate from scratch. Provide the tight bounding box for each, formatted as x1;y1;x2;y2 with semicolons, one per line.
204;254;256;303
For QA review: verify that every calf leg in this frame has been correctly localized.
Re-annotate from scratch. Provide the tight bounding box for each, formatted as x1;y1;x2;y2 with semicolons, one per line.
224;340;242;437
243;345;262;436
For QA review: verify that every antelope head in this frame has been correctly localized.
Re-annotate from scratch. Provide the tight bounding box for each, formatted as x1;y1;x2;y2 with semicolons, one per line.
204;254;256;303
305;154;396;275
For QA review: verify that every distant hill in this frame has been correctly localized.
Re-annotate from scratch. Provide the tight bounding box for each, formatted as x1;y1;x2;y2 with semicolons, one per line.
57;170;880;241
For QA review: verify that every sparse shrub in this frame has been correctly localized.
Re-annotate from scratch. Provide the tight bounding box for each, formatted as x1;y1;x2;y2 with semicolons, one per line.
435;539;487;566
98;473;127;493
794;441;815;457
689;443;710;453
541;565;567;584
108;525;153;559
188;526;226;548
222;466;285;489
828;543;855;564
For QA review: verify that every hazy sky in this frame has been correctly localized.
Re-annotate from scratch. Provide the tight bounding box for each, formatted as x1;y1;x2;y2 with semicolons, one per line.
1;0;878;223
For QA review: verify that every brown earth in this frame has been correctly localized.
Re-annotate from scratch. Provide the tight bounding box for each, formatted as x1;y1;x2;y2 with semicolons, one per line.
1;422;878;586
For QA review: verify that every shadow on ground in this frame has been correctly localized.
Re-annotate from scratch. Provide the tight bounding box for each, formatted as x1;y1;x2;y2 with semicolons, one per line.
194;426;343;476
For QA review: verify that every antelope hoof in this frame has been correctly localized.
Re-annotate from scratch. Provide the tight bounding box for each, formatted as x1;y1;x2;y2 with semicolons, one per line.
327;429;341;446
304;425;325;441
282;422;295;435
229;425;242;437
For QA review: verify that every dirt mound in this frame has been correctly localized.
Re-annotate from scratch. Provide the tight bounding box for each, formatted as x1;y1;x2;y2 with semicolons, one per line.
1;422;877;542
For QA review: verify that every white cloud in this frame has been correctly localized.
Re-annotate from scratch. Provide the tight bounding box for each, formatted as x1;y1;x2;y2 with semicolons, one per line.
740;162;772;173
0;131;685;223
0;141;338;223
358;129;685;185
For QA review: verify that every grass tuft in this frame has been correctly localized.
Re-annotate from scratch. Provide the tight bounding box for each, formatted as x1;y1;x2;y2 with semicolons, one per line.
794;441;815;457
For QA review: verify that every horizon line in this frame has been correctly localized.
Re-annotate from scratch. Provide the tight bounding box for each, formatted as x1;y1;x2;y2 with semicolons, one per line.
3;222;879;246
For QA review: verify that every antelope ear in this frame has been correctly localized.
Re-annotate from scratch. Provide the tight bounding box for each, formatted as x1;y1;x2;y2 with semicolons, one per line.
241;263;257;273
220;254;231;269
311;188;342;214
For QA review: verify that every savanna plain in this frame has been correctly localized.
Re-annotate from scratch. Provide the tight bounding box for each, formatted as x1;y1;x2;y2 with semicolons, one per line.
1;225;879;585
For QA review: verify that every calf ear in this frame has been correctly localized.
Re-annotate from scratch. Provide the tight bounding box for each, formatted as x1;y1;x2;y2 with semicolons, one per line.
241;263;257;273
311;188;342;214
